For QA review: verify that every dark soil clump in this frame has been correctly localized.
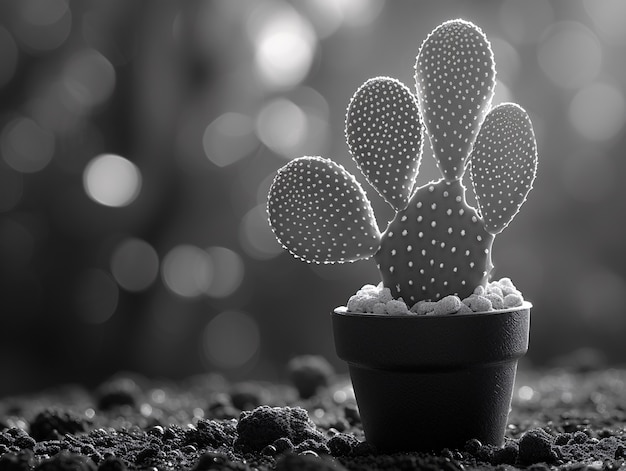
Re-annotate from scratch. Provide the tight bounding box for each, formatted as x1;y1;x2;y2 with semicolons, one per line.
30;409;90;442
287;356;335;400
518;428;557;465
235;406;326;454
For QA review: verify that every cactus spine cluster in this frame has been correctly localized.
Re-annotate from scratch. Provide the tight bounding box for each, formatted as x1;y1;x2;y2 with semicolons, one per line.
267;19;537;305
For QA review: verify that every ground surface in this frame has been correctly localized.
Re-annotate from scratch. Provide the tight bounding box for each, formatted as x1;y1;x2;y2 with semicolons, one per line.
1;356;626;470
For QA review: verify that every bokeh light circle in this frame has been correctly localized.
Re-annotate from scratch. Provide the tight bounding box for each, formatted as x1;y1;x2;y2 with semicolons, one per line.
250;5;316;89
111;238;160;292
62;49;116;112
569;82;625;141
83;154;142;207
202;112;258;167
239;204;284;260
205;247;245;298
203;311;260;369
298;0;343;38
74;269;119;324
291;0;385;39
14;0;72;52
537;21;602;89
162;245;213;298
256;98;307;158
18;0;69;25
1;117;55;173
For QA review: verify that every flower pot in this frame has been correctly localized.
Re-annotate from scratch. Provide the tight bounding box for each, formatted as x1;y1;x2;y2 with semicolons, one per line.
332;303;531;452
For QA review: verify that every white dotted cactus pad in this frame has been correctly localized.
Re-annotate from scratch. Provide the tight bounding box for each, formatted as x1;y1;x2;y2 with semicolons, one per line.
267;157;380;263
345;77;423;211
415;19;495;182
375;179;494;302
470;103;538;234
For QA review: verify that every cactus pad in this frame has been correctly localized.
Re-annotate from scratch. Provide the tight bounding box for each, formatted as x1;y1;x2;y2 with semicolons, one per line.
345;77;424;211
267;156;381;264
375;179;493;303
415;19;495;182
470;103;537;234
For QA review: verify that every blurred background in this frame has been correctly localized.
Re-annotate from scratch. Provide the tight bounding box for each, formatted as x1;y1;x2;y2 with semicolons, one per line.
0;0;625;396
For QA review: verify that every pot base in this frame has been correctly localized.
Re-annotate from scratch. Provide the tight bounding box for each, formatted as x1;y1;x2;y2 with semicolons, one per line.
349;361;518;452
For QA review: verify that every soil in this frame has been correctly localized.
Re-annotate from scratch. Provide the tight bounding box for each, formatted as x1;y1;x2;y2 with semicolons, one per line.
1;355;626;471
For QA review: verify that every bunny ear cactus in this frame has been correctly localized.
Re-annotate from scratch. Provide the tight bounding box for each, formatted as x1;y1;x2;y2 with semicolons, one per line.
267;19;538;307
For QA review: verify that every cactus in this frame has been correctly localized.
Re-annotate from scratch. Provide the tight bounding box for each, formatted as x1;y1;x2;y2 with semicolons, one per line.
267;19;537;306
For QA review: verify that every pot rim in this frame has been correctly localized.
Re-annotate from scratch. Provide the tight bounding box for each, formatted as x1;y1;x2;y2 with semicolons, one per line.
334;301;532;319
332;302;531;368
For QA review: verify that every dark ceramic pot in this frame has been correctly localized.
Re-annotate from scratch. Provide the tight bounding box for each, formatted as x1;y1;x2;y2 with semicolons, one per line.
332;303;531;452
